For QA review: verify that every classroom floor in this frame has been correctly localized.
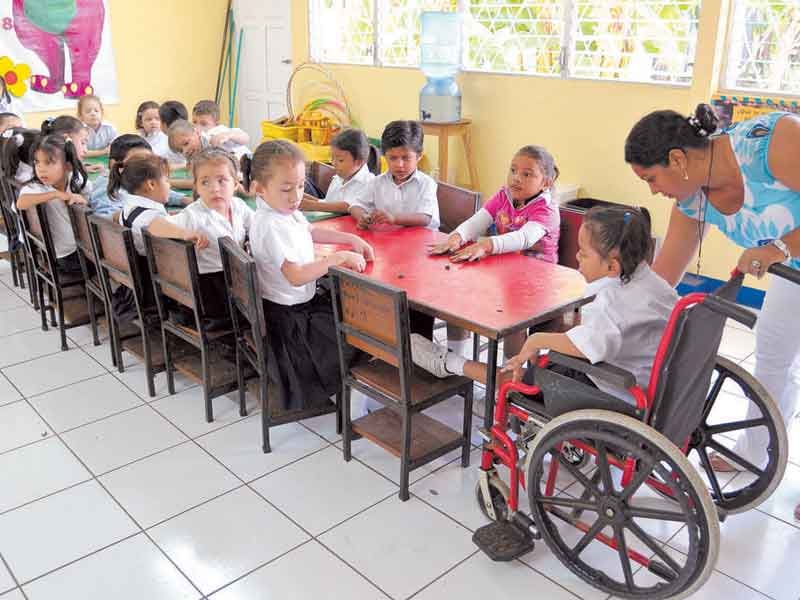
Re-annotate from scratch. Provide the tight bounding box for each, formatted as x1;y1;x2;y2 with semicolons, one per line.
0;251;798;600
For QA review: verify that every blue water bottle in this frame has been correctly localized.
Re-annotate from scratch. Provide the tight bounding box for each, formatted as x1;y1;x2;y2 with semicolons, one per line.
419;11;461;122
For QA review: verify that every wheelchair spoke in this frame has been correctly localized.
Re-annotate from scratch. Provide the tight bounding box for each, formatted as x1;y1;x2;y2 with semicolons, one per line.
697;446;725;501
595;441;615;495
626;520;682;578
705;418;767;436
553;451;602;498
618;460;655;502
613;524;636;591
626;506;688;523
701;371;726;423
534;495;599;513
571;516;606;558
707;438;764;476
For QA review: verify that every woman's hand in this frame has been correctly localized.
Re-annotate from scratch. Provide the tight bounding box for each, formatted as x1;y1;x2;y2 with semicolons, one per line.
428;233;463;255
738;244;785;279
335;250;367;272
450;239;492;262
350;237;375;261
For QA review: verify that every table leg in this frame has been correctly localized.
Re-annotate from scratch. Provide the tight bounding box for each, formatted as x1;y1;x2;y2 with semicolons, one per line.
438;132;449;182
462;127;480;190
483;339;498;429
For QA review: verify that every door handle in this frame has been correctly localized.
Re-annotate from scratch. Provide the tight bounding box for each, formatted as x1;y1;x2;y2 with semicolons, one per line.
281;59;292;64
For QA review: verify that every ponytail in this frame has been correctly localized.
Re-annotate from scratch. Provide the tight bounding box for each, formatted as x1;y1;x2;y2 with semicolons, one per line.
583;206;652;284
240;154;253;192
28;135;87;193
63;138;87;193
0;128;37;184
108;160;125;199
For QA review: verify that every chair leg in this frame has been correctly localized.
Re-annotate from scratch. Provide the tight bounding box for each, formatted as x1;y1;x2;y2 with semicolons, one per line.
47;286;56;327
37;277;47;331
342;385;352;462
26;255;38;309
9;253;18;288
57;294;68;351
163;330;175;395
461;386;473;468
472;333;480;361
261;375;271;454
16;252;25;290
335;390;342;435
87;292;100;346
202;346;213;423
142;325;156;398
236;347;247;417
399;408;412;501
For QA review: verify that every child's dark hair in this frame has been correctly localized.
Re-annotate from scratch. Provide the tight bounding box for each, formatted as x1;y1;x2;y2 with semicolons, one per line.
107;134;152;199
135;101;160;130
516;145;560;184
0;128;38;183
119;154;169;198
583;206;652;284
0;76;10;104
625;103;719;167
29;134;87;193
158;100;188;128
331;128;369;162
380;120;423;154
41;115;86;137
241;140;305;192
192;100;220;122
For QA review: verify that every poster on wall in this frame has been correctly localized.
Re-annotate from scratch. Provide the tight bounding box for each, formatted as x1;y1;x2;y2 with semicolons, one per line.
712;95;800;130
0;0;118;115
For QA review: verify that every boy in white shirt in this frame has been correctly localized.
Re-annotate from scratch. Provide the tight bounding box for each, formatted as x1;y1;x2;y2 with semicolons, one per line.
168;118;250;163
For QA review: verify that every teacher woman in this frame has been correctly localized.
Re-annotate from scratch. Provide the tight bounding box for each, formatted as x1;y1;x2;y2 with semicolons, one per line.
624;104;800;520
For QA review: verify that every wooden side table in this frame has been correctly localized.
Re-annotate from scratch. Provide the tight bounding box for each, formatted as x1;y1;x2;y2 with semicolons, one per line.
420;118;480;190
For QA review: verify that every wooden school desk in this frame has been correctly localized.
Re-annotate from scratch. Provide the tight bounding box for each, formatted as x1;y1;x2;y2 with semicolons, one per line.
313;216;589;427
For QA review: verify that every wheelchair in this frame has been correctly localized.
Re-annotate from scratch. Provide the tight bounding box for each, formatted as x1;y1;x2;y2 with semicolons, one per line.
472;267;795;599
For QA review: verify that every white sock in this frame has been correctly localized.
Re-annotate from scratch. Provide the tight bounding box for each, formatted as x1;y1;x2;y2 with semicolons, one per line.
445;352;467;376
447;338;471;357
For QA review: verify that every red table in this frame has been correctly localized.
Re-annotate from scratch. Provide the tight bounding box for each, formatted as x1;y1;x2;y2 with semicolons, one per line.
314;217;589;426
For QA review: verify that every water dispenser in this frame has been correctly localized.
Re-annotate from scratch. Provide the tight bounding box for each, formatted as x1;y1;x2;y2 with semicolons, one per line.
419;11;461;123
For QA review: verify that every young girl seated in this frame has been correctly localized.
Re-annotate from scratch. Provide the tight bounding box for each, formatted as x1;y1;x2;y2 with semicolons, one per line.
300;128;375;214
16;135;88;273
136;101;170;161
243;139;375;411
1;128;38;185
116;154;174;252
40;115;100;179
78;94;117;156
413;207;677;407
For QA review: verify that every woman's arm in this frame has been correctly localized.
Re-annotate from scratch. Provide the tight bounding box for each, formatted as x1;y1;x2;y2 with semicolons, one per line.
651;203;702;287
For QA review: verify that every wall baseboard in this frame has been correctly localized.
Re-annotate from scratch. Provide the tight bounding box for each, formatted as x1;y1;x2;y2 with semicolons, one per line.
678;273;765;309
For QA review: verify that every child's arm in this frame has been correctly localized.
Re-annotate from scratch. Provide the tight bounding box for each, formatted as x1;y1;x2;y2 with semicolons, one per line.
502;332;585;382
450;221;547;262
429;209;493;254
300;194;350;214
310;228;375;261
282;250;366;287
371;210;431;228
85;148;109;158
147;217;209;249
17;190;85;209
210;128;250;147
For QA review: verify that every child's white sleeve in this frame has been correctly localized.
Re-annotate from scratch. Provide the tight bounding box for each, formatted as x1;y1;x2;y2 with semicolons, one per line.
490;221;546;254
454;208;493;242
565;295;622;364
350;179;376;211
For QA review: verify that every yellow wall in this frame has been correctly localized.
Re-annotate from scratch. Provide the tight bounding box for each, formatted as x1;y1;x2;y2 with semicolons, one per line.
25;0;229;136
292;0;771;287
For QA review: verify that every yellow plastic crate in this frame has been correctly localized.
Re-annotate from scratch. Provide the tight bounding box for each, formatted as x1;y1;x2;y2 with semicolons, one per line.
297;142;331;163
261;118;298;142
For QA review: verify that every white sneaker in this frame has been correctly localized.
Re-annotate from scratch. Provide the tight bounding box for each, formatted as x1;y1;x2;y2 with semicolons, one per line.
410;333;450;378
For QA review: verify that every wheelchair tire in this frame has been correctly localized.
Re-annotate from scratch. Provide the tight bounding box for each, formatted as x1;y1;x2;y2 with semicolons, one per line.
475;473;510;522
686;356;788;514
526;409;719;600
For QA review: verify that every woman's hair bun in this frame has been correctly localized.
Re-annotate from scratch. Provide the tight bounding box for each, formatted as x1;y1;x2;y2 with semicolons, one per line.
689;103;720;138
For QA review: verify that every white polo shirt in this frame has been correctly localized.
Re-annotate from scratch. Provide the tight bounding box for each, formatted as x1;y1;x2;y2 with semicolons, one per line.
351;169;439;230
164;197;254;273
325;163;374;205
86;122;117;151
118;192;168;255
249;198;316;306
19;183;75;258
201;125;250;161
566;263;678;403
145;130;186;166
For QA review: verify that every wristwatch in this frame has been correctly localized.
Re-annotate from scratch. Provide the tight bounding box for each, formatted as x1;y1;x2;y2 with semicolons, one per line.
771;238;792;261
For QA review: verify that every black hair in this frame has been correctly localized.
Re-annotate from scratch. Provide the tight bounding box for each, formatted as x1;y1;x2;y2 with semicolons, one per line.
0;128;38;183
583;206;652;284
331;128;370;162
380;120;423;154
158;101;188;128
0;112;20;126
40;115;86;137
625;103;720;167
516;145;560;183
0;76;10;104
241;140;305;192
135;100;160;130
119;154;169;198
107;134;152;199
29;134;87;193
192;100;220;122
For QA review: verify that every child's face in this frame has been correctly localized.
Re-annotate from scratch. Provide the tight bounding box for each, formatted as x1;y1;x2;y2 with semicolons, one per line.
576;224;618;283
331;147;363;180
507;154;547;202
253;159;305;215
150;173;172;204
194;160;236;210
140;108;161;135
70;128;89;159
192;113;217;132
175;131;202;158
0;116;21;133
33;149;67;189
384;146;420;183
80;99;103;128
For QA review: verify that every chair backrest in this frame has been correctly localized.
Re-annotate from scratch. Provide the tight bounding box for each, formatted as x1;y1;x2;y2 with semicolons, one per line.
67;204;98;280
557;206;582;269
437;181;481;234
219;236;267;341
309;161;335;196
20;204;58;285
0;182;19;242
88;214;140;295
646;275;744;445
143;230;203;320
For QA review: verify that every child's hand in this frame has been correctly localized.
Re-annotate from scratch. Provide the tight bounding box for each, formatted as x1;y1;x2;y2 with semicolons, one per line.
428;233;463;255
370;210;395;225
501;354;528;383
335;250;367;272
209;132;230;147
350;238;375;261
355;212;372;230
451;239;492;262
183;231;209;249
65;193;87;206
84;163;104;174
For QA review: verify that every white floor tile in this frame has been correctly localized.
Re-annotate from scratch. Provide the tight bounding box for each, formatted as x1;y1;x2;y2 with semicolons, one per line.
211;541;383;600
0;374;20;408
319;496;475;599
66;323;109;348
719;327;756;362
3;351;105;398
0;562;14;595
755;461;800;525
112;361;196;401
0;438;90;513
415;553;577;600
0;481;137;584
0;401;51;454
0;328;64;369
300;412;341;443
196;417;328;482
0;288;27;312
22;534;199;600
252;446;397;535
151;387;257;439
150;487;308;595
81;341;139;371
62;406;187;475
0;589;23;600
422;395;482;446
0;306;44;338
29;374;143;434
100;442;240;528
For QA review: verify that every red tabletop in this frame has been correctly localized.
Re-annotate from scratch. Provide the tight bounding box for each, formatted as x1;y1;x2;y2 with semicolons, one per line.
314;217;588;339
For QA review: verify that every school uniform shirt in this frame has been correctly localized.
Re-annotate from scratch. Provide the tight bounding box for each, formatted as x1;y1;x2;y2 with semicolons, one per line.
86;122;117;151
15;162;32;184
250;198;316;306
351;169;440;230
164;197;254;273
19;182;75;258
565;263;678;403
324;163;374;205
201;125;250;160
91;176;185;218
143;130;186;166
118;192;168;255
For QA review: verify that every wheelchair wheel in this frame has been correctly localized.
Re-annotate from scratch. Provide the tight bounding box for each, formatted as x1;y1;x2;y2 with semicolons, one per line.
527;410;719;600
686;356;788;514
475;471;510;522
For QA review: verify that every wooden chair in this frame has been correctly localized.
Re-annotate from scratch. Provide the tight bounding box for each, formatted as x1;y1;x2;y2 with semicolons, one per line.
67;205;107;348
20;204;89;350
436;179;481;234
330;266;474;501
0;178;37;307
219;237;339;453
89;215;166;395
144;231;241;421
308;161;335;196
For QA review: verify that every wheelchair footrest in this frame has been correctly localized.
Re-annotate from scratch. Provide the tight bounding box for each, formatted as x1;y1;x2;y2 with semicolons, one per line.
472;520;535;561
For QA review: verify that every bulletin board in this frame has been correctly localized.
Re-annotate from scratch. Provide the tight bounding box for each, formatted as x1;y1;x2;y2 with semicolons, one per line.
712;94;800;129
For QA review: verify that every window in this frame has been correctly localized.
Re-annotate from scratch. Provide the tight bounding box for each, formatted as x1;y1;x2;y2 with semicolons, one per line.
724;1;800;94
309;0;702;85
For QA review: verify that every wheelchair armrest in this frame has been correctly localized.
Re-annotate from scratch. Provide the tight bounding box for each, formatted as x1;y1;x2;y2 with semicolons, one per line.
546;351;637;390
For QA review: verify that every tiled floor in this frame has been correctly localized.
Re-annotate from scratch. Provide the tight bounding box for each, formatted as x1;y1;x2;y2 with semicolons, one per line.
0;256;798;600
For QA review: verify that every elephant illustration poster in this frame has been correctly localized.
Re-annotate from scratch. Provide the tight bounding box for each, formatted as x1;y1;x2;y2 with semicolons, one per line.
0;0;118;113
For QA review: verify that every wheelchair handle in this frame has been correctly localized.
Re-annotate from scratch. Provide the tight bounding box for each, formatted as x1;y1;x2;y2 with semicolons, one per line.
768;263;800;285
703;295;757;329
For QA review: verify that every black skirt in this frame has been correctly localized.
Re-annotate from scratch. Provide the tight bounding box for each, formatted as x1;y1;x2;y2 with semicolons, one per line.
263;285;356;412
